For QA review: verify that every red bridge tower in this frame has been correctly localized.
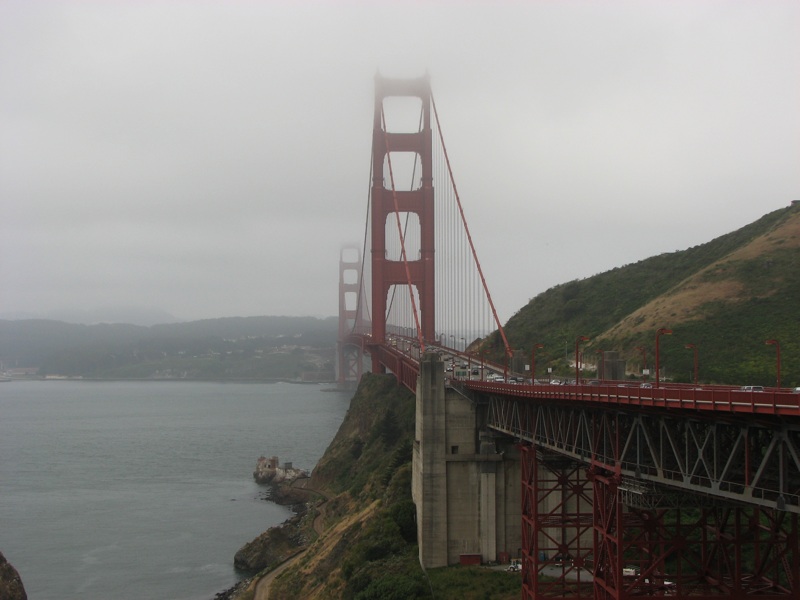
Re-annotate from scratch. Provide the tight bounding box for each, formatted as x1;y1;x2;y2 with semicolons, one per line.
370;74;435;371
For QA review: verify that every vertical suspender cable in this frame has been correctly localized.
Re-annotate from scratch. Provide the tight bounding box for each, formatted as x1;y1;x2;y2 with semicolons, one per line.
358;156;374;335
431;92;511;358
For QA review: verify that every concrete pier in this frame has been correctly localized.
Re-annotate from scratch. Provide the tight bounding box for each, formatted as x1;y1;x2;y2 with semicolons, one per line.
412;352;521;568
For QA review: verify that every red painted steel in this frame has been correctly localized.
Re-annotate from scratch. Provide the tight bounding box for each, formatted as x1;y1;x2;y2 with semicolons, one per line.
466;380;800;417
338;246;364;384
348;77;800;599
506;386;800;600
515;400;800;600
520;445;594;599
370;74;435;369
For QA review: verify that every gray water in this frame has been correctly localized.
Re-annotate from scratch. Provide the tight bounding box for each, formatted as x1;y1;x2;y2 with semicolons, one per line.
0;380;352;600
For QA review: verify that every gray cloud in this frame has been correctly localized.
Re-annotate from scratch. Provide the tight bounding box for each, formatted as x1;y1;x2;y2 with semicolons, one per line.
1;1;798;323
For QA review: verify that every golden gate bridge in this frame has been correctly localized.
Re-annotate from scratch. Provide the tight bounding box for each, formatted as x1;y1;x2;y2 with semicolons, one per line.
338;73;799;600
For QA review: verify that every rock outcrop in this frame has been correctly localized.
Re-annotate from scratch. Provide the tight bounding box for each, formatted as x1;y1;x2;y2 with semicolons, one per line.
0;551;27;600
253;455;308;485
230;455;318;574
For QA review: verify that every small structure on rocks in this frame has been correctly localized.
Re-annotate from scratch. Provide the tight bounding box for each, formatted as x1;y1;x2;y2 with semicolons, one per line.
253;455;308;485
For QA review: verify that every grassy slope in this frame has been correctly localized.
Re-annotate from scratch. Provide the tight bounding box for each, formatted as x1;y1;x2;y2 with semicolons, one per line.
499;204;800;387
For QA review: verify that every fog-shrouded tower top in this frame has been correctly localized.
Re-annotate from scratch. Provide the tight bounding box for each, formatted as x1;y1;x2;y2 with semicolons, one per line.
370;73;435;370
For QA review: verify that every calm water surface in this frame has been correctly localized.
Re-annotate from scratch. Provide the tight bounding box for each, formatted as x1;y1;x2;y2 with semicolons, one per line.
0;380;351;600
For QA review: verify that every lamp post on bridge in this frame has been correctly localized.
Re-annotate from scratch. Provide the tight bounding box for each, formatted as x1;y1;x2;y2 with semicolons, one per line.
531;343;544;384
575;336;589;384
655;328;672;388
636;346;648;382
685;343;698;386
765;339;781;388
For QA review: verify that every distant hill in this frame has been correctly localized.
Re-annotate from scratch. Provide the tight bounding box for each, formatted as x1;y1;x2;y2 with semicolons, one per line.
0;316;338;381
496;203;800;388
0;306;181;327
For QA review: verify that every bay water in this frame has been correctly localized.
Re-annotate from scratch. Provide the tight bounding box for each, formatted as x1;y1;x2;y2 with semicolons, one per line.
0;380;352;600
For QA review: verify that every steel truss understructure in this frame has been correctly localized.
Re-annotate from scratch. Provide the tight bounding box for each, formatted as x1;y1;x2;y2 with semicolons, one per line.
492;395;800;599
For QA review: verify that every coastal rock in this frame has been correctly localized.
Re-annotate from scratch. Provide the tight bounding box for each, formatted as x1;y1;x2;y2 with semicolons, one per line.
0;551;27;600
253;455;308;485
212;577;253;600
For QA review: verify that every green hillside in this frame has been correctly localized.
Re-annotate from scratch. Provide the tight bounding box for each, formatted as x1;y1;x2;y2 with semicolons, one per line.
494;203;800;388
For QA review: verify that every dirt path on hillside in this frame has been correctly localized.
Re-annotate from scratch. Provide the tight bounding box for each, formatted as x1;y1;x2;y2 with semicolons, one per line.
252;484;329;600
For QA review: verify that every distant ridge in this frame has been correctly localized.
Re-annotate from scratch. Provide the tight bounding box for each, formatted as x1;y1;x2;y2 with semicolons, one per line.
0;315;338;380
0;307;182;327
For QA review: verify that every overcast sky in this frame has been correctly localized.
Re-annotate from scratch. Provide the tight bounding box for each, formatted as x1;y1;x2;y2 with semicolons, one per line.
1;1;798;325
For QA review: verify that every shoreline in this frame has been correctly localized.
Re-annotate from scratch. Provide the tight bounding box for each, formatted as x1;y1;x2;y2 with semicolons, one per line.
212;477;321;600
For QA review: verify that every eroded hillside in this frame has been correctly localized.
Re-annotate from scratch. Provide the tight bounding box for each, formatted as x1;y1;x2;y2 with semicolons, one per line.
604;208;800;339
502;203;800;386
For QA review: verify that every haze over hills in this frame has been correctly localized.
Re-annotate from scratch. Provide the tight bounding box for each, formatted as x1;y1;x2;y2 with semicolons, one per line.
0;316;338;381
498;202;800;388
0;307;183;327
3;203;798;387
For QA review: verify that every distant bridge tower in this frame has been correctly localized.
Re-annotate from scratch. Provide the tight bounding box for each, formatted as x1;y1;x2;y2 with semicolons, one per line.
370;74;435;370
337;246;364;385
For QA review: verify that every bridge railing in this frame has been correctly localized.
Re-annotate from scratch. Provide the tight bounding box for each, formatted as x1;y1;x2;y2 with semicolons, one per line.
463;379;800;417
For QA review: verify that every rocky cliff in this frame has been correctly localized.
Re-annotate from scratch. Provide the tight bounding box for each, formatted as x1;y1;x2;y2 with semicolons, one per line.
0;551;27;600
225;372;521;600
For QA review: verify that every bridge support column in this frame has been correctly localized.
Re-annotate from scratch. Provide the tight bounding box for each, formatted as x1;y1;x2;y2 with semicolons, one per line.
413;352;449;568
617;504;800;599
590;467;800;599
588;466;625;600
479;432;497;562
520;445;594;600
413;354;520;568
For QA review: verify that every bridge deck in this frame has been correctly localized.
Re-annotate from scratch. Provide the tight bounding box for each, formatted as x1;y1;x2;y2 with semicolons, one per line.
465;379;800;418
